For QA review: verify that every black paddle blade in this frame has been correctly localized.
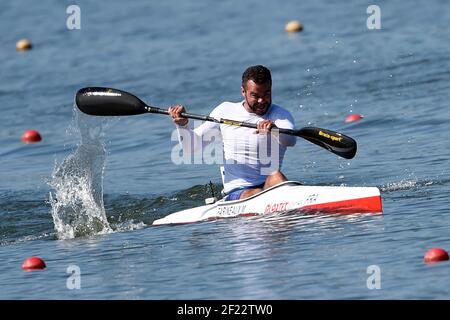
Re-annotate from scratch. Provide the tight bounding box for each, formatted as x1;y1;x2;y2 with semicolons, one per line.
296;127;357;159
75;87;148;116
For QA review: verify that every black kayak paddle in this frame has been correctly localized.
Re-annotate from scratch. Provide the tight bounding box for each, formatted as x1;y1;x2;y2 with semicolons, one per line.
75;87;357;159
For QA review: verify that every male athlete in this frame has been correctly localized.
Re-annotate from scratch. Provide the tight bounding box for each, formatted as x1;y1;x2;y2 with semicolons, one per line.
169;65;296;201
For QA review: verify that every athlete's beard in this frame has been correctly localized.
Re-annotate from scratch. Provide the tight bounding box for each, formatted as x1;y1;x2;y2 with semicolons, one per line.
245;96;270;115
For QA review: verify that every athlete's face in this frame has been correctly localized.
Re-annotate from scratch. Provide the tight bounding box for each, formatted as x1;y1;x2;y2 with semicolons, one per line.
241;80;272;116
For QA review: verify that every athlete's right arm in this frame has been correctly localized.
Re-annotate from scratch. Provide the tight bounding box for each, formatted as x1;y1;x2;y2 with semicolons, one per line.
169;105;221;153
168;105;188;126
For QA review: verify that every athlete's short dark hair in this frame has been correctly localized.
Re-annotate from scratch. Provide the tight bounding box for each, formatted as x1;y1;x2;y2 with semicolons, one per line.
242;65;272;89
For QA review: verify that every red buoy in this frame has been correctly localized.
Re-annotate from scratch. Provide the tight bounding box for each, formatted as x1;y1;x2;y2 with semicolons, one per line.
21;130;42;143
345;114;364;123
22;256;46;271
424;248;449;264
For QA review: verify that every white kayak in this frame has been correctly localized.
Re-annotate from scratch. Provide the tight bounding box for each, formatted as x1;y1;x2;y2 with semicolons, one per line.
152;181;382;226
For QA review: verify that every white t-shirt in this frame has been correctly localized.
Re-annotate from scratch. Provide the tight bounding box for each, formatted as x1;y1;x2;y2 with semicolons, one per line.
176;101;296;193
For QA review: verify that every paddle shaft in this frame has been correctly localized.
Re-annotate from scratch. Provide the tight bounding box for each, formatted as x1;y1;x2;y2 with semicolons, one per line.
75;87;357;158
146;106;293;134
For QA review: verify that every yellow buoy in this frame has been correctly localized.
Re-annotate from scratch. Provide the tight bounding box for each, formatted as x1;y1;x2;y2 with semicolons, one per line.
16;39;32;51
285;21;303;33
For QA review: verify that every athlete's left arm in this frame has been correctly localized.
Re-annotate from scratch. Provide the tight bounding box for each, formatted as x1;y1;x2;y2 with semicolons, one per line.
273;113;297;147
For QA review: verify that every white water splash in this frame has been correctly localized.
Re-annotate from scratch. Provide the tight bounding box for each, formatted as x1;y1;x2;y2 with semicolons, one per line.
48;107;114;239
380;179;418;192
380;178;437;193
